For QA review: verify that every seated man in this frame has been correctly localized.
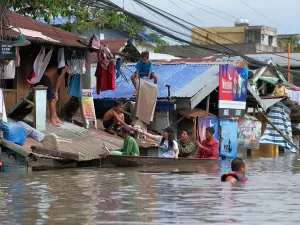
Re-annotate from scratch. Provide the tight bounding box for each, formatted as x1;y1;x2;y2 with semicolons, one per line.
111;126;139;156
103;101;127;135
273;79;287;97
178;129;197;157
195;127;219;159
36;63;68;127
130;51;158;96
221;158;247;184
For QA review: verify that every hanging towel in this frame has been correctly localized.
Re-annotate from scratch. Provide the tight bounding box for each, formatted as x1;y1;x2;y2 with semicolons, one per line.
135;79;158;124
68;74;82;98
0;89;7;123
0;60;16;79
95;61;116;94
57;48;65;68
28;47;53;84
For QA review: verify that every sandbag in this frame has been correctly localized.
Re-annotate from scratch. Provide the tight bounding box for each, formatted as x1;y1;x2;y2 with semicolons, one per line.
0;122;28;146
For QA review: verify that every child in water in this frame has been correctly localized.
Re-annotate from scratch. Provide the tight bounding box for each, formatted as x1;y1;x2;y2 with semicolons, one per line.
221;158;247;184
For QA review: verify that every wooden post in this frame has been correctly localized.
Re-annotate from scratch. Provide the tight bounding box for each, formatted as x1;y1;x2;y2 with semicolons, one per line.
33;87;48;132
288;42;291;83
206;94;210;113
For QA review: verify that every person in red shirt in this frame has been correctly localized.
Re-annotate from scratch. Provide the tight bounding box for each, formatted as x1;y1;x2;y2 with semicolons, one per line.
195;127;219;159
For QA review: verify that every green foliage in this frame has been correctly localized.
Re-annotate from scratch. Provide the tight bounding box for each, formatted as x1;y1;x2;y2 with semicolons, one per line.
278;36;300;51
10;0;144;35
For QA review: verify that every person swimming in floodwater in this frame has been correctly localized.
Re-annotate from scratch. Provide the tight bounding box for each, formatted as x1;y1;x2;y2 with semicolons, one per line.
221;158;247;184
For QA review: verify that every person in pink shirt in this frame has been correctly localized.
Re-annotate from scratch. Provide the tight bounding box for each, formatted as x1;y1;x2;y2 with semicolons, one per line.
195;127;219;159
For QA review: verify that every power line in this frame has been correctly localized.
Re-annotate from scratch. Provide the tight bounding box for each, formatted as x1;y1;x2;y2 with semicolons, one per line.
188;0;236;19
240;0;290;33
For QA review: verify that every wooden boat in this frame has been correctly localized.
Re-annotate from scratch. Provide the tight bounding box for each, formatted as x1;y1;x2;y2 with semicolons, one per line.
102;155;219;167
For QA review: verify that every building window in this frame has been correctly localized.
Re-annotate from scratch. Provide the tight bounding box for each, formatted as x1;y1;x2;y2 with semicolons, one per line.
268;36;274;46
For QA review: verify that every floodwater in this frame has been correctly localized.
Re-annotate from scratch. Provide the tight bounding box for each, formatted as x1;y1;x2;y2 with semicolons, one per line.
0;154;300;225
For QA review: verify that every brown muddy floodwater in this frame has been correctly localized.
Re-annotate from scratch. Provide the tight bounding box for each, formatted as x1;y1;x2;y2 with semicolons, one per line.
0;154;300;225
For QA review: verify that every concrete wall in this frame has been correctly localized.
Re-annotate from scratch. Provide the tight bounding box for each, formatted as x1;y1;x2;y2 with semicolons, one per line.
162;43;284;58
192;26;246;45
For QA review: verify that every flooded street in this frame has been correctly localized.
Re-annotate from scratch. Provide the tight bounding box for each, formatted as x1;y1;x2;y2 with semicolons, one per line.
0;154;300;224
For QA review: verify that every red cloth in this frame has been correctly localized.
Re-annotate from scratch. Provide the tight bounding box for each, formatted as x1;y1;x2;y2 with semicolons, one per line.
289;86;300;91
95;61;115;94
195;138;219;159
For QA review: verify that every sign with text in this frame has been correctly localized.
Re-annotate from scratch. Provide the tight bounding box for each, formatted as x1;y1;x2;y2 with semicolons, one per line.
80;89;97;129
0;41;15;60
218;65;248;118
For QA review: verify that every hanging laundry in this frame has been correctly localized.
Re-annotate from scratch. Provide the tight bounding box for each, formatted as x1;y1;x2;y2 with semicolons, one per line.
68;74;82;98
57;48;66;68
135;79;158;124
288;89;300;103
0;60;16;79
116;58;121;79
95;61;115;94
27;47;53;84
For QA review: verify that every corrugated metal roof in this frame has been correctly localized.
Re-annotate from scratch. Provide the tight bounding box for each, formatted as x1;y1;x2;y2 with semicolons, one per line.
93;64;219;99
247;53;300;67
258;76;293;87
6;11;87;48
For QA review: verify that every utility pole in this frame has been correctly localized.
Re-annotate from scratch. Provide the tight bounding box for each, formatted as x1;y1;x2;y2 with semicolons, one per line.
288;42;291;83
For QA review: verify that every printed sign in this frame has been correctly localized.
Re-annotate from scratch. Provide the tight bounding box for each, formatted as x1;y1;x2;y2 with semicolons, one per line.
0;41;15;60
219;119;238;158
81;89;97;129
238;119;262;149
0;148;27;172
219;65;248;118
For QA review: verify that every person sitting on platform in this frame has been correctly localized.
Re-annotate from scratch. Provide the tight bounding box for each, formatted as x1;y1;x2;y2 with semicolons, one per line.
103;101;127;135
131;51;158;96
273;79;287;97
137;126;179;159
36;61;68;127
178;129;197;157
110;126;140;156
221;158;248;184
195;127;219;159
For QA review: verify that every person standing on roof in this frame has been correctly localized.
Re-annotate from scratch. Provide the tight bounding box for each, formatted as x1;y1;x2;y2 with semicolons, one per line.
273;79;287;97
131;51;158;96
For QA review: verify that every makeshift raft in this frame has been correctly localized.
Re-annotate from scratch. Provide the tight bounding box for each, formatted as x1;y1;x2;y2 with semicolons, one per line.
102;155;219;167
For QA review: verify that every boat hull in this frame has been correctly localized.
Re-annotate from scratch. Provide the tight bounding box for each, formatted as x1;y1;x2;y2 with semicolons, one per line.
102;155;219;167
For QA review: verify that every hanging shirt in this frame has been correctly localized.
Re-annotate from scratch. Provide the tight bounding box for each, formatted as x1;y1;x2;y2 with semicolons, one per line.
274;86;287;97
135;60;153;77
156;136;179;158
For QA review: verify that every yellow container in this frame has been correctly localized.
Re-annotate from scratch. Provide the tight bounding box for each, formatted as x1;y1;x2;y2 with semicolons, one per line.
252;144;279;158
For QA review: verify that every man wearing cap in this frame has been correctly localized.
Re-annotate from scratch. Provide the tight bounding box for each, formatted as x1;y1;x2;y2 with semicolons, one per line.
273;79;287;97
111;126;140;156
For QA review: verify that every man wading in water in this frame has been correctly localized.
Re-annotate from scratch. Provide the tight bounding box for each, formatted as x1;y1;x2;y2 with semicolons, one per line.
221;158;248;184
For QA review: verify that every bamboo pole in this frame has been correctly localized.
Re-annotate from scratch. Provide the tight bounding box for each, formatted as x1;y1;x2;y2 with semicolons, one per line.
288;43;291;83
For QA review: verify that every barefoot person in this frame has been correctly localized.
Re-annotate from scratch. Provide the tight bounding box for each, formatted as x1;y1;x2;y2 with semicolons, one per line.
36;63;68;127
221;158;248;184
103;101;127;134
110;126;139;156
137;126;179;159
131;51;158;96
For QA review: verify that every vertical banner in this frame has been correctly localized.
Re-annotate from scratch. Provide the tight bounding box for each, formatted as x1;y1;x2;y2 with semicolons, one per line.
219;65;248;118
198;117;219;142
81;89;97;129
219;119;238;158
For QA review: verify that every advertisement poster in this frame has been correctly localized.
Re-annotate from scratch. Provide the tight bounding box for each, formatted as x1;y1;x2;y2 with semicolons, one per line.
0;148;27;172
219;65;248;118
198;117;219;142
219;119;238;158
81;89;96;119
238;119;262;149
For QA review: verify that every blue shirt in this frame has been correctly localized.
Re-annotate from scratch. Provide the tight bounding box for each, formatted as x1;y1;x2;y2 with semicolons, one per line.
135;60;153;77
